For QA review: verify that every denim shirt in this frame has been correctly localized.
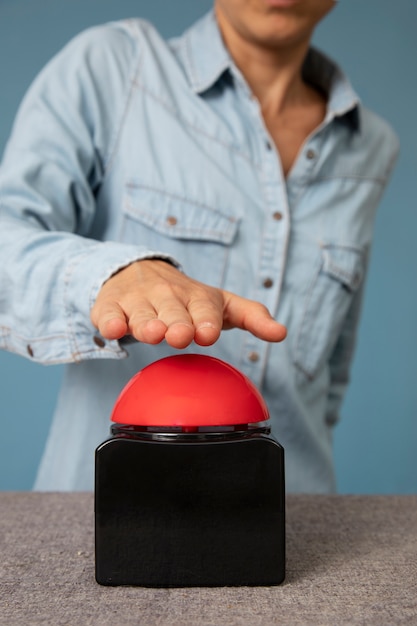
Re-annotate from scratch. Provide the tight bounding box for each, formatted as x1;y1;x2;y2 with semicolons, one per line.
0;12;399;492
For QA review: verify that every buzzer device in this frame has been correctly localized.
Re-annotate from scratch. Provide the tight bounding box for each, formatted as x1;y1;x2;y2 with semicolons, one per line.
95;354;285;587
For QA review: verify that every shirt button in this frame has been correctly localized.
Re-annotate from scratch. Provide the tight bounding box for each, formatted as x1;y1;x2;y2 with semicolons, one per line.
26;344;34;357
248;351;260;363
93;336;106;348
263;278;274;289
166;216;177;226
306;148;316;160
265;140;273;151
272;211;283;221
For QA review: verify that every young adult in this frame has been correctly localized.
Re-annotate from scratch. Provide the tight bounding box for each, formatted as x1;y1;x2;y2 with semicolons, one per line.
0;0;398;491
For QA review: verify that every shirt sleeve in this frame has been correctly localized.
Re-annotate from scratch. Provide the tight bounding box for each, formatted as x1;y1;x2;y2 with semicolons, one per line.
0;23;178;364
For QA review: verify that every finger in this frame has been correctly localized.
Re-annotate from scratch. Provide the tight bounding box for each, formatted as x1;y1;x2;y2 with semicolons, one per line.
187;294;223;346
127;308;168;345
164;322;195;349
127;295;195;348
222;292;287;342
91;301;128;340
194;322;222;347
155;295;196;348
133;318;168;345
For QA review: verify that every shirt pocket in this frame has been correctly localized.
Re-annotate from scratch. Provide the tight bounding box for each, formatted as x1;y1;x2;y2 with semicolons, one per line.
120;184;240;287
294;243;366;381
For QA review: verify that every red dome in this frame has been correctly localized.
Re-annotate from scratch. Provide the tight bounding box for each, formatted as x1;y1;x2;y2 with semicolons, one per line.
111;354;269;427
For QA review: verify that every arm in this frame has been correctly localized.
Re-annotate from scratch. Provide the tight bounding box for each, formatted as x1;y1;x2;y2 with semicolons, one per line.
0;24;176;363
0;25;286;363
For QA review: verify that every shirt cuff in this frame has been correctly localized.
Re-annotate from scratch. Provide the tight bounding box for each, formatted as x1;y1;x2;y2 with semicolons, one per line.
65;242;181;361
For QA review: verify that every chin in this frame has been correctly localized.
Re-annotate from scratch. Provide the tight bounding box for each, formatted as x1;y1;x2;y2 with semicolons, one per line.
245;18;314;49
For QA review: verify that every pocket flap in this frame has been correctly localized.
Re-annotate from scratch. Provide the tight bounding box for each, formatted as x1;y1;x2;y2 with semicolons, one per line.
124;185;240;245
321;244;365;291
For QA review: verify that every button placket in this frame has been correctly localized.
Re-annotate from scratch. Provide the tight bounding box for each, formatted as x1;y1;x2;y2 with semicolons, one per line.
248;351;260;363
237;83;290;387
257;152;288;318
242;160;288;387
301;134;323;175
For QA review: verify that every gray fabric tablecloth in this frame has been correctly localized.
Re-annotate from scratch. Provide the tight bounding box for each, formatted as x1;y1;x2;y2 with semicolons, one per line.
1;493;416;625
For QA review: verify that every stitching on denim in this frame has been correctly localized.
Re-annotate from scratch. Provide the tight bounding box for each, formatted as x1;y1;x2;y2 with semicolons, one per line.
66;347;127;363
125;215;236;241
321;242;365;253
254;151;291;315
0;329;68;343
184;20;230;94
103;21;144;175
314;174;387;184
125;182;240;220
0;326;91;365
326;265;358;284
184;25;198;90
132;78;261;170
125;207;237;241
289;173;386;212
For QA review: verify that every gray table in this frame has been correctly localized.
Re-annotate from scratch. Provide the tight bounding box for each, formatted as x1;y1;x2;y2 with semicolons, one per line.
1;493;416;625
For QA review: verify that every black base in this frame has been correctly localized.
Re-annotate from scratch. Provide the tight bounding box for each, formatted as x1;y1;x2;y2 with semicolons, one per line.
95;427;285;587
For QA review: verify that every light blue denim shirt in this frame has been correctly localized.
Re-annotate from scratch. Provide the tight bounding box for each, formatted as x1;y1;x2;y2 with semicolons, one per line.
0;11;398;492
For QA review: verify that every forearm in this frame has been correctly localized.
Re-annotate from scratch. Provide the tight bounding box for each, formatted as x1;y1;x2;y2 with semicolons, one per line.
0;210;178;363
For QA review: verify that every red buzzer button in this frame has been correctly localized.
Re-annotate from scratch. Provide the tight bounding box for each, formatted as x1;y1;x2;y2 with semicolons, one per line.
111;354;269;427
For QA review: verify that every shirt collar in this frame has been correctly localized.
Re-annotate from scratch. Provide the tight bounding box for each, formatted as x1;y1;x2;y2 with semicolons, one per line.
303;47;361;130
182;11;231;94
181;10;360;130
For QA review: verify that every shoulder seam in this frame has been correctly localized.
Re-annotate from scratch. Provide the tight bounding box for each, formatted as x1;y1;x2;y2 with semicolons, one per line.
101;21;144;175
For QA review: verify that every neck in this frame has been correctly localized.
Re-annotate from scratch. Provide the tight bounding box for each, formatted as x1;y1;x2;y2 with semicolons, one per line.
216;9;312;115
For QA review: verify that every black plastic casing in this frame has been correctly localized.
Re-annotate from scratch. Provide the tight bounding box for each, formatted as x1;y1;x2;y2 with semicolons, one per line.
95;424;285;587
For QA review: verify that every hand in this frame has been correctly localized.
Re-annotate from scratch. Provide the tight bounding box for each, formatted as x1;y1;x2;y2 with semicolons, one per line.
90;260;287;349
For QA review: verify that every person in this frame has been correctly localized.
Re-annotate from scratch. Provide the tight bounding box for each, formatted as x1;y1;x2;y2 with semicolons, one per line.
0;0;398;492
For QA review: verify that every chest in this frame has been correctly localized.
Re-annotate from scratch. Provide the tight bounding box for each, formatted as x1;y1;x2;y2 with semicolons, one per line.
101;75;379;253
262;98;327;177
100;85;378;305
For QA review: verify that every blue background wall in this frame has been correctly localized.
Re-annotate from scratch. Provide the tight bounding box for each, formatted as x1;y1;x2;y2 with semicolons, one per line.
0;0;415;492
